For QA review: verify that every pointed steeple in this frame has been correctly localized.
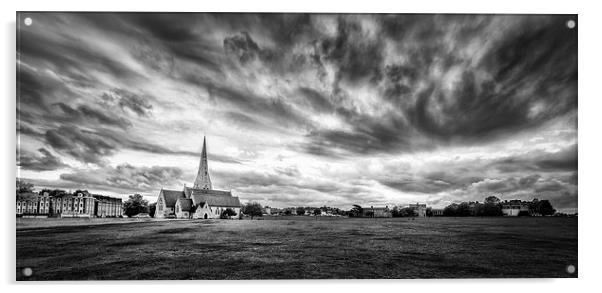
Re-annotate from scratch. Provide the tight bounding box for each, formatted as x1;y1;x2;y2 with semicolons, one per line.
193;136;212;190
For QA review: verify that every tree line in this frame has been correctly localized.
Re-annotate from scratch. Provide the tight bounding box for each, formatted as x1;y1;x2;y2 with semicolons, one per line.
442;196;556;217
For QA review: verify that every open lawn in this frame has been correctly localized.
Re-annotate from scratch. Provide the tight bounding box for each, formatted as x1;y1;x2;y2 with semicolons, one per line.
16;216;577;280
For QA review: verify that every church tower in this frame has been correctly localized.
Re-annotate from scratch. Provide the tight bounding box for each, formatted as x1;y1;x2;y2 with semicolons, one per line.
193;136;212;190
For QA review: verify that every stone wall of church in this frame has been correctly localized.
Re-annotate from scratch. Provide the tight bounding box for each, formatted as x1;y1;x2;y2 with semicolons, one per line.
176;210;190;219
154;195;173;218
193;205;213;219
174;200;190;219
192;205;240;219
155;206;173;218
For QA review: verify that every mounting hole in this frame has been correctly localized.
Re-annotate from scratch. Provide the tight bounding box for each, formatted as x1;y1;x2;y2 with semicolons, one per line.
24;17;32;26
566;264;576;274
567;20;575;29
22;267;33;277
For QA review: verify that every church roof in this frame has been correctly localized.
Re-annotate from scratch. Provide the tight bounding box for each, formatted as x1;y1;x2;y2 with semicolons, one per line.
191;194;241;207
161;189;186;208
185;187;240;207
184;186;232;198
177;198;193;211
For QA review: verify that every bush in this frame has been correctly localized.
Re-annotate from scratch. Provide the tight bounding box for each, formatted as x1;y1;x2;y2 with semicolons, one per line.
242;202;262;219
123;194;149;217
220;208;237;219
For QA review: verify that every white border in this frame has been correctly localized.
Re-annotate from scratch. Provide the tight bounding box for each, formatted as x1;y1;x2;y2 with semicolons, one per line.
2;1;600;292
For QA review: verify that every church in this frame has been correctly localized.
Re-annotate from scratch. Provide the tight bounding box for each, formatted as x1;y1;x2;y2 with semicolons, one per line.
155;137;241;219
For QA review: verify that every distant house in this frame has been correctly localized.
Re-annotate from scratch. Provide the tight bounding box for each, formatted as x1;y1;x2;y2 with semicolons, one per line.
409;203;427;217
362;206;392;218
501;200;529;216
263;206;272;215
431;208;444;216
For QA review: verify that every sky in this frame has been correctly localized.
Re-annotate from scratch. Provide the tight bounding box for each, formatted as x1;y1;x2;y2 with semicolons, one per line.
16;13;577;212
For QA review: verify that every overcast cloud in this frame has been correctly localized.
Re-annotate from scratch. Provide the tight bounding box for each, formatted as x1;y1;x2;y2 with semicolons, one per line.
16;13;577;212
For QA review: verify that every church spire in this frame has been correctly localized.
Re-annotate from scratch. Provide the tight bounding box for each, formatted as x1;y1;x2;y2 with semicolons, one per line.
193;136;212;190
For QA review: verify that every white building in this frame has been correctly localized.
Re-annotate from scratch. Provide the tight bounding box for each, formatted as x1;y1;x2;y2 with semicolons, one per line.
501;200;529;216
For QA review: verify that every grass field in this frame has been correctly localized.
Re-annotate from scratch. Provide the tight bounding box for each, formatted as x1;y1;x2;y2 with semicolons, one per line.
16;216;577;280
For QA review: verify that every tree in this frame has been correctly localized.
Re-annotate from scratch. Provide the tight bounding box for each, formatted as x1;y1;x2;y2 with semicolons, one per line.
38;189;66;197
52;189;66;197
536;200;556;216
16;179;34;194
221;208;237;219
284;209;292;216
400;207;417;217
313;209;322;216
296;207;306;216
350;205;363;217
443;203;458;216
391;206;401;217
472;203;484;216
484;196;501;205
426;207;433;217
73;189;89;196
39;188;52;195
528;199;556;216
243;202;263;219
481;202;503;216
123;194;149;217
148;202;157;218
456;202;472;217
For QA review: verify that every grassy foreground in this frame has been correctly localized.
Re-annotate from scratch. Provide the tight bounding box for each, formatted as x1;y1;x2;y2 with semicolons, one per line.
16;216;577;280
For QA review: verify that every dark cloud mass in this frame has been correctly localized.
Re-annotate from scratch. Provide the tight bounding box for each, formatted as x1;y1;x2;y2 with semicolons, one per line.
492;144;577;173
60;164;184;192
16;13;577;211
45;127;117;165
18;148;69;171
42;125;240;166
53;102;132;129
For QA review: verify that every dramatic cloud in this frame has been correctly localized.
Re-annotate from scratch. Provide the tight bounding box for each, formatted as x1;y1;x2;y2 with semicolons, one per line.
16;13;577;211
491;144;578;173
17;148;69;171
101;89;154;117
60;164;184;192
53;102;133;129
